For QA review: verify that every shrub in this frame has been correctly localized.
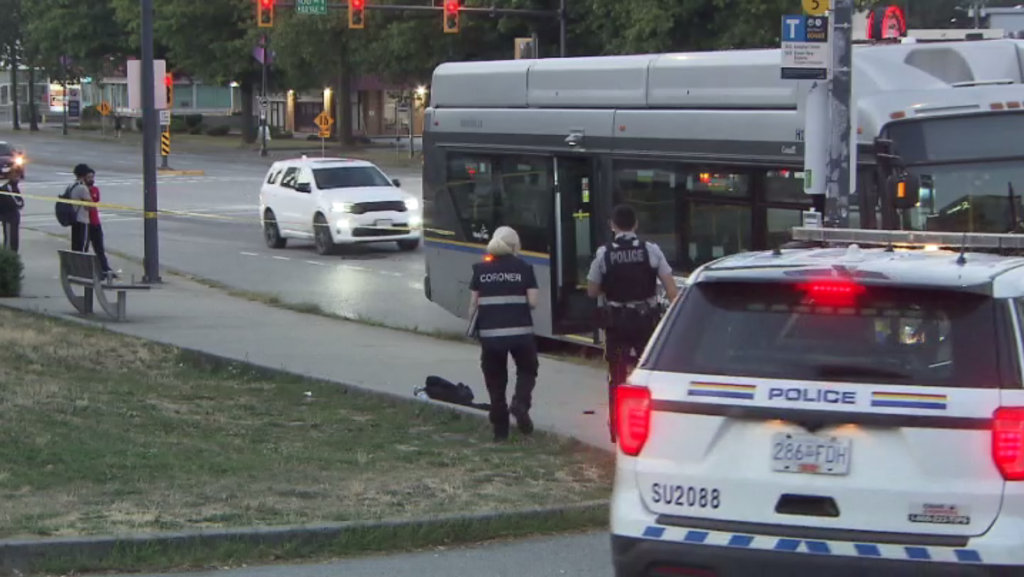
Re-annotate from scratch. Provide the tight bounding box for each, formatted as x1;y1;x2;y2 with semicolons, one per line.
169;117;189;134
269;127;293;139
0;248;24;297
189;123;206;135
184;114;204;128
81;106;101;121
135;118;144;131
205;125;230;136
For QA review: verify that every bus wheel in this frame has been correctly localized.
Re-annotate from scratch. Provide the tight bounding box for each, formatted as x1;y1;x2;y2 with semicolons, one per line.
314;214;337;255
397;239;420;252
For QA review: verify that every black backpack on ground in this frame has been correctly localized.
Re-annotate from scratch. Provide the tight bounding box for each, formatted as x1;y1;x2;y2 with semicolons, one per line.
419;376;491;411
55;183;77;227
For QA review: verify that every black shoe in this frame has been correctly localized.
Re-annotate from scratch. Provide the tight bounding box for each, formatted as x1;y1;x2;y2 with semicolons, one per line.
511;405;534;435
493;426;510;442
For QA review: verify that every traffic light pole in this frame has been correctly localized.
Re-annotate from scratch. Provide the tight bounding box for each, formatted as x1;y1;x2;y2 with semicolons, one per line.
825;0;853;229
559;0;567;56
141;0;161;283
260;34;269;157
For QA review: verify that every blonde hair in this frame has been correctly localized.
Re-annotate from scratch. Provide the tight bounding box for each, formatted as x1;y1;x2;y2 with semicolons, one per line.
487;226;521;256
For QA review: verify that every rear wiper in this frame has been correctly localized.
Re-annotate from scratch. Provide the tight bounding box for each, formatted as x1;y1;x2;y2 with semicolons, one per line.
816;364;911;381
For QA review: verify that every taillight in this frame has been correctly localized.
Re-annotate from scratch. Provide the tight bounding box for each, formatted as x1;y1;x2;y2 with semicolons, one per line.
617;386;651;456
993;407;1024;480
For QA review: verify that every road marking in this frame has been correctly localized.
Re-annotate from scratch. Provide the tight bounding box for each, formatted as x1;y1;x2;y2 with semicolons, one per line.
305;260;325;266
341;264;371;272
240;252;260;256
272;256;290;261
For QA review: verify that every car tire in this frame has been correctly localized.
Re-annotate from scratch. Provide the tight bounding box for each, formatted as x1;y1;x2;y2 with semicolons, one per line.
314;213;337;255
263;210;287;249
397;239;420;252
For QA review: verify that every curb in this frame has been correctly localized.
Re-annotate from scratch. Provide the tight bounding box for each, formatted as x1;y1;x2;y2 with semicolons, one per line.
157;169;206;176
0;501;609;574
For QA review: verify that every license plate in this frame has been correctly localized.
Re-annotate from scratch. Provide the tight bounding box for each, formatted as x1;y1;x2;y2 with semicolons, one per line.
771;433;852;476
375;219;392;228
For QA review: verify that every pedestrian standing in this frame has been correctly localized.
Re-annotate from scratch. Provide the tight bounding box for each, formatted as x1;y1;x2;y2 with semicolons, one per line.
87;180;115;279
468;226;540;442
0;167;24;252
68;164;94;253
586;204;679;443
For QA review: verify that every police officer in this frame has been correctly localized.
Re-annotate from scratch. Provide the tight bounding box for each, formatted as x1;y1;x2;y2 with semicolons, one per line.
469;226;540;442
587;204;679;443
0;167;24;252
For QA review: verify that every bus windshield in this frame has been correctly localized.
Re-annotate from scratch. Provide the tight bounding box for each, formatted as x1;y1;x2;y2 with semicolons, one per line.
886;113;1024;233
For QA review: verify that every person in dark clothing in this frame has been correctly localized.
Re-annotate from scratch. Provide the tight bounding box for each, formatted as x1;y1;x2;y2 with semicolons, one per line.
68;164;94;253
468;226;540;442
0;168;24;252
587;205;679;443
87;181;115;279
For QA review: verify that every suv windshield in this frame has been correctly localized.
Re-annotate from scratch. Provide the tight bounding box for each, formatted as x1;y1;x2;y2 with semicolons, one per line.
313;166;392;190
647;281;1011;388
0;143;12;156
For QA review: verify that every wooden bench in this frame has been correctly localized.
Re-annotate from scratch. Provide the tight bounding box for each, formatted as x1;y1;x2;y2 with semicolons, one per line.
58;250;150;321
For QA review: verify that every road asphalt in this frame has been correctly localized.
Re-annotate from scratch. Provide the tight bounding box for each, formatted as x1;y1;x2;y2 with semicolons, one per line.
3;128;468;336
90;532;613;577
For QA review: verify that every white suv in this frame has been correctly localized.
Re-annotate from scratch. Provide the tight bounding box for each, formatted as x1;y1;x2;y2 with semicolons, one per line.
259;157;422;255
611;227;1024;577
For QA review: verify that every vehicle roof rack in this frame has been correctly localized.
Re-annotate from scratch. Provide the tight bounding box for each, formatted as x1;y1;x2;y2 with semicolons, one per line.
791;227;1024;250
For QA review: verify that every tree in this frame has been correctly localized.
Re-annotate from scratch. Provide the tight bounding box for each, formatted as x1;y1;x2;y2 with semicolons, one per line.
24;0;130;81
111;0;265;143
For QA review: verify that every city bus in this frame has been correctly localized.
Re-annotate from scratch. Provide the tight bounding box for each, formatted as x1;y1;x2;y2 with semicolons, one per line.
421;38;1024;346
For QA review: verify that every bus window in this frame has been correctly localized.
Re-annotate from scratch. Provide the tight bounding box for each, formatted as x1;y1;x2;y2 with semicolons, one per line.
613;161;684;269
497;156;553;254
446;153;496;242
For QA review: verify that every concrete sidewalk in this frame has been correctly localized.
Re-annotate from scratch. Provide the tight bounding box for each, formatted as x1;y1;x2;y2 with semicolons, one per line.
4;229;612;449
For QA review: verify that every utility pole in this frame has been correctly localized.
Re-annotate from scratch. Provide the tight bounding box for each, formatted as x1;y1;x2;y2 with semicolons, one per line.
260;34;269;157
141;0;161;283
825;0;853;228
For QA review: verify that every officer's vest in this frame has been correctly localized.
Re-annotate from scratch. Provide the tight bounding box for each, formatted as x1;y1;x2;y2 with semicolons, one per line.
602;235;657;304
473;255;535;347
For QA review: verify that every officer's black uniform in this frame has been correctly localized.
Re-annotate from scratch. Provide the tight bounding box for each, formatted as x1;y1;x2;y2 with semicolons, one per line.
470;254;539;440
601;235;660;441
0;179;24;253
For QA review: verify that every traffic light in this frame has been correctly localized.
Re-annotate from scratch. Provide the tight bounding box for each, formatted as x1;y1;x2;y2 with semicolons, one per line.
164;74;173;109
258;0;274;28
443;0;459;33
349;0;365;29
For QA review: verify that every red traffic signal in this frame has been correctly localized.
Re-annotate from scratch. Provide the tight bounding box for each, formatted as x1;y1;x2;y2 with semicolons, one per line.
349;0;365;28
163;73;172;87
258;0;274;28
443;0;459;33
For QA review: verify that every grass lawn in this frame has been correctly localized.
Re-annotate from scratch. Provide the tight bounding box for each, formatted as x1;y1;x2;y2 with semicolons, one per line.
0;308;612;540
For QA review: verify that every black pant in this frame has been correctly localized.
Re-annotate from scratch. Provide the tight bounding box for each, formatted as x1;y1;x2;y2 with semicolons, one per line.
0;211;19;252
480;339;539;433
88;224;112;273
71;222;89;252
605;319;657;443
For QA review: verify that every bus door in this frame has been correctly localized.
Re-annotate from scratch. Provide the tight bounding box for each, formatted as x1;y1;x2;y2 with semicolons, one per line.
552;156;600;336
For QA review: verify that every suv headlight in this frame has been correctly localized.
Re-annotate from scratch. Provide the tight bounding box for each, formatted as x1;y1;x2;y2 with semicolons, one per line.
404;198;420;211
13;156;23;166
332;202;352;213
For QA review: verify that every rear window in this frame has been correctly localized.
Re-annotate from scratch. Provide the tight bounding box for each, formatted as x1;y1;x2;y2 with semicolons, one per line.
313;166;392;190
647;281;1013;388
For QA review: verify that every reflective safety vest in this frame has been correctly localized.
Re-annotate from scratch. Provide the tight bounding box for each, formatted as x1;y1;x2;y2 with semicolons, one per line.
472;255;535;347
602;235;657;305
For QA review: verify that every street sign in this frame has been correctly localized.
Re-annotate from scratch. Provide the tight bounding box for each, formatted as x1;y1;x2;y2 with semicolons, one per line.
802;0;829;16
160;109;171;126
781;15;831;80
296;0;327;14
319;128;331;138
97;101;111;116
314;111;334;131
127;59;168;109
259;98;269;111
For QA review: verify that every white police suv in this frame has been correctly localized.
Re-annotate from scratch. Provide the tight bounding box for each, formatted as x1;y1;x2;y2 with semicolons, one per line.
611;227;1024;577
